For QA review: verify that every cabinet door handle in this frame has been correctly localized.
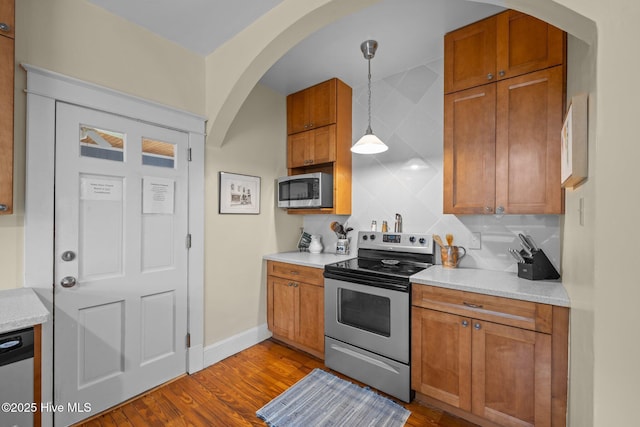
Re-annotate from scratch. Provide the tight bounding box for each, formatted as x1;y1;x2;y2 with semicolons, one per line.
487;73;494;80
0;204;7;212
461;320;469;327
474;323;482;330
0;23;10;33
463;302;483;309
496;206;505;214
485;206;493;213
498;70;506;77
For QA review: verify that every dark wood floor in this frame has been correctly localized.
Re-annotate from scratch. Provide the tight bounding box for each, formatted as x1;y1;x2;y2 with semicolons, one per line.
77;339;478;426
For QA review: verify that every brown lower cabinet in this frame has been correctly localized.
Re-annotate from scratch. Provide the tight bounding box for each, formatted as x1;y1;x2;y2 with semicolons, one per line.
412;284;568;427
266;261;324;359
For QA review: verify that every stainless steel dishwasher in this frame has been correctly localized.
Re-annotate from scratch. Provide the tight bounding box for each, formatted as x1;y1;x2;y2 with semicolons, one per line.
0;327;34;427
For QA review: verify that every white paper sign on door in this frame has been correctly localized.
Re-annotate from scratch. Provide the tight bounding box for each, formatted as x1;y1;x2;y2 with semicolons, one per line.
143;177;175;214
80;177;123;201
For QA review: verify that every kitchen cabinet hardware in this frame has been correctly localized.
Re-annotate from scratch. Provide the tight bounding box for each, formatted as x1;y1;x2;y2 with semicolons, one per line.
474;322;482;330
495;206;504;214
499;70;505;77
487;73;493;80
463;302;483;309
0;204;7;211
0;22;9;32
461;320;469;327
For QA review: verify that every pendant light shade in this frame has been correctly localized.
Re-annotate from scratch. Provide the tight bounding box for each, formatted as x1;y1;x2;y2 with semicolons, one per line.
352;40;388;154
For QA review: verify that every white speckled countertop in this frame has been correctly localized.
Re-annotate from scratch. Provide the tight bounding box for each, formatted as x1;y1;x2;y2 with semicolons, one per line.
0;288;50;334
411;266;570;307
263;251;355;268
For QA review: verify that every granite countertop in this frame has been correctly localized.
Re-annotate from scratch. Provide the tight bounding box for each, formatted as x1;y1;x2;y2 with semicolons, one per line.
263;251;355;269
0;288;50;334
411;266;570;307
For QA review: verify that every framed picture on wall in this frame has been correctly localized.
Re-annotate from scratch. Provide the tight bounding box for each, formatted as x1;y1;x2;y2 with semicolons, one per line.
219;172;261;214
561;93;588;189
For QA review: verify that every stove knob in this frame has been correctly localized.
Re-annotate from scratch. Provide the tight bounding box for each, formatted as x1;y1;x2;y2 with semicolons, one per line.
370;234;376;240
409;236;416;243
362;235;368;241
419;237;426;244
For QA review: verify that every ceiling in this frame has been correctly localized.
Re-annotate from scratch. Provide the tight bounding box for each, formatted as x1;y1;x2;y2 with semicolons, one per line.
86;0;504;95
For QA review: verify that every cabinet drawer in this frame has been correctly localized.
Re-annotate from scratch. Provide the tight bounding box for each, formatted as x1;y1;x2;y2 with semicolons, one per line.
267;261;324;286
412;283;551;333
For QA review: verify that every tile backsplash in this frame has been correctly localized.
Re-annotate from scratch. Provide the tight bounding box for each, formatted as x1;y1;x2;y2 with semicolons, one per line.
303;58;561;273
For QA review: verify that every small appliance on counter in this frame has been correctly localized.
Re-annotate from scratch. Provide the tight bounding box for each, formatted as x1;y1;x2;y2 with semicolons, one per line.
277;172;333;209
509;234;560;280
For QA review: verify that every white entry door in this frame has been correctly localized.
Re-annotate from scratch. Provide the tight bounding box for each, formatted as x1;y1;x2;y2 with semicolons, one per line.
54;102;190;425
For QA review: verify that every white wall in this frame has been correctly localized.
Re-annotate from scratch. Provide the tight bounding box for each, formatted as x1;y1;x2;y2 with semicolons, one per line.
204;83;302;345
304;59;561;273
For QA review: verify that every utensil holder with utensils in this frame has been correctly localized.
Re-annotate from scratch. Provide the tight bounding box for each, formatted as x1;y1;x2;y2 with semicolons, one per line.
517;249;560;280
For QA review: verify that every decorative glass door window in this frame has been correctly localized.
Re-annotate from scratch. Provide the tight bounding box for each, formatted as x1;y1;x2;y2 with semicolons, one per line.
80;125;125;162
142;138;176;168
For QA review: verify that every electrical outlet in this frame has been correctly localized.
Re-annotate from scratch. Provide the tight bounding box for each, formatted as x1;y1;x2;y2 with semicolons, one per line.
469;232;482;250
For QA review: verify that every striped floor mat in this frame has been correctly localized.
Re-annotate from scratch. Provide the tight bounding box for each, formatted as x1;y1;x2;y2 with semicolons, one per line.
256;368;410;426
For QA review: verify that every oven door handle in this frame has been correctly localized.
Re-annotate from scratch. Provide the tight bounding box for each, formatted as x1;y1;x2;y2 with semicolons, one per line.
329;342;400;374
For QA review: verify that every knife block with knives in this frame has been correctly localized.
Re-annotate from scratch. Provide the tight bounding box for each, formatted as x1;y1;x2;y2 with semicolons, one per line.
512;234;560;281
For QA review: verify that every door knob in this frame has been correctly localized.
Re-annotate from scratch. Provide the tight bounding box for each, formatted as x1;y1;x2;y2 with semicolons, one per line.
61;251;76;262
60;276;77;288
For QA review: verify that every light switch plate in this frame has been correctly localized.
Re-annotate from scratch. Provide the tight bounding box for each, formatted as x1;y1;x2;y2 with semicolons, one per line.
470;232;482;250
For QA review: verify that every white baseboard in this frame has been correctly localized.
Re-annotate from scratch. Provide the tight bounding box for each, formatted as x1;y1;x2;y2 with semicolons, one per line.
203;323;272;368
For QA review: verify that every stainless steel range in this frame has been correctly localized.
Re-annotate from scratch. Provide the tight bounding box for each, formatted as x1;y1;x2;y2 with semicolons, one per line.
324;231;434;402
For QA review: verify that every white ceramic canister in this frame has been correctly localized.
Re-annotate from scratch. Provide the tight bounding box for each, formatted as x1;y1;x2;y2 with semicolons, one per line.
336;238;349;255
309;235;323;253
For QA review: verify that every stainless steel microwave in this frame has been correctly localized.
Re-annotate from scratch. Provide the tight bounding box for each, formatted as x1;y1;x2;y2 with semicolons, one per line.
277;172;333;209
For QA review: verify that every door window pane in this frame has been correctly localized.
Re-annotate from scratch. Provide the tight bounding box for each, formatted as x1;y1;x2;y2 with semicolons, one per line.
142;138;176;168
80;126;124;162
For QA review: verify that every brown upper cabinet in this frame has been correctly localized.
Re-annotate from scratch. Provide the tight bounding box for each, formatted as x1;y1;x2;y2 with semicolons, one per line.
444;10;566;215
286;78;352;215
288;124;336;169
287;79;337;135
0;0;15;215
444;10;565;94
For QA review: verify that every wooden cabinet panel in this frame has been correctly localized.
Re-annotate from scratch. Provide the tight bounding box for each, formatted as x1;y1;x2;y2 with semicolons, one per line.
287;79;336;134
287;125;336;168
0;30;13;214
268;276;296;340
444;15;496;94
412;283;552;333
444;84;496;214
445;10;565;94
267;261;324;358
0;0;15;39
268;260;324;286
496;66;565;214
296;282;324;354
471;320;551;427
412;308;471;410
496;11;565;81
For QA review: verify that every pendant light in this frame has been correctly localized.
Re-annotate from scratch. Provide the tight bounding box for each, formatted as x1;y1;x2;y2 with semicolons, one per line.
351;40;388;154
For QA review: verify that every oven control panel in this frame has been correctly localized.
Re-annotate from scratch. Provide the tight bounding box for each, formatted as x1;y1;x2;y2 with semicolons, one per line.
359;232;434;254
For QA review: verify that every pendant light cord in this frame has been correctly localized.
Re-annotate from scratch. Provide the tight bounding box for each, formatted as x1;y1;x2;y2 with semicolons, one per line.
366;58;373;134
